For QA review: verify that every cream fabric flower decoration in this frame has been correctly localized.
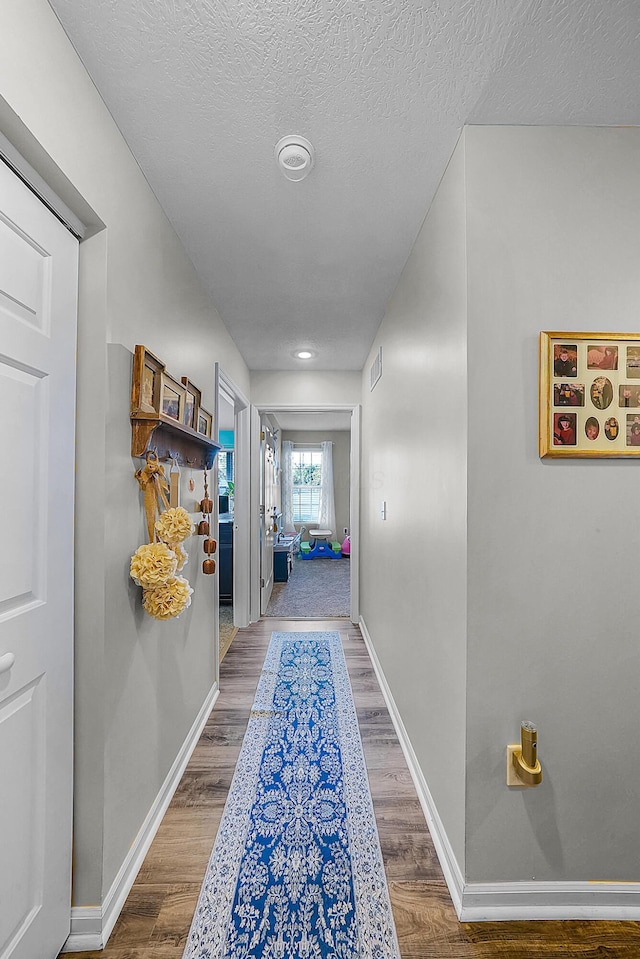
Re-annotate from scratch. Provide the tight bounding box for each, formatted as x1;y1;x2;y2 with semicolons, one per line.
130;542;177;588
173;543;188;572
142;576;194;620
155;506;193;545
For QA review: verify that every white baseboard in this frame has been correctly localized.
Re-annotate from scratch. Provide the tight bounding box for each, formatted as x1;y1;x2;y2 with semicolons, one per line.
358;616;465;916
460;880;640;921
62;682;219;952
64;908;102;952
359;616;640;922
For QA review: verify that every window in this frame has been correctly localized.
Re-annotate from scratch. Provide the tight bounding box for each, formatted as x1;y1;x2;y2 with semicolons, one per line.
218;450;234;493
291;448;322;523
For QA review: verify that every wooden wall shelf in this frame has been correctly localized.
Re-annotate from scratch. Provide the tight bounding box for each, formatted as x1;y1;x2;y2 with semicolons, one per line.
131;413;221;469
130;345;220;469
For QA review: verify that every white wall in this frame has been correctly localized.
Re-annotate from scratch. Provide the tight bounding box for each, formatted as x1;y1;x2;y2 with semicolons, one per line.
361;126;640;891
359;138;468;870
0;0;249;911
251;370;361;408
465;125;640;883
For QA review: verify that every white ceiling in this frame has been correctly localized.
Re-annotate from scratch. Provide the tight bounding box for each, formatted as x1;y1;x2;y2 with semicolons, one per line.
48;0;640;372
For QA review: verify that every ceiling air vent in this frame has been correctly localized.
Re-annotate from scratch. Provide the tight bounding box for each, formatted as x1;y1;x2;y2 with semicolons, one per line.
275;136;315;182
370;346;382;391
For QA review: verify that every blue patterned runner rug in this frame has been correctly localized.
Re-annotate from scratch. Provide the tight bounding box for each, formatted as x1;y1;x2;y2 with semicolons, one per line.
183;631;400;959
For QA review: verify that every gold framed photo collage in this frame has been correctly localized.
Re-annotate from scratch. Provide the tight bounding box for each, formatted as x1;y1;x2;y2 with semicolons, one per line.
539;332;640;458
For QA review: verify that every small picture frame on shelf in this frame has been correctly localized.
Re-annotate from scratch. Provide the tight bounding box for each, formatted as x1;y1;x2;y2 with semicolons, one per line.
539;331;640;458
180;378;201;431
131;345;165;415
160;372;186;423
197;407;213;437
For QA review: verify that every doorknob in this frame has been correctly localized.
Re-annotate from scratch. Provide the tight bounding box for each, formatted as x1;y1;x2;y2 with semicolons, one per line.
0;652;15;675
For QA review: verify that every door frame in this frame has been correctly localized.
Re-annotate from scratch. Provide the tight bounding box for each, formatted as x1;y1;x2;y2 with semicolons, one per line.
249;403;361;624
215;365;250;628
0;154;79;958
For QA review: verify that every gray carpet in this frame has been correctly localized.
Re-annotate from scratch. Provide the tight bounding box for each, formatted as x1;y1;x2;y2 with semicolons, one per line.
266;555;350;617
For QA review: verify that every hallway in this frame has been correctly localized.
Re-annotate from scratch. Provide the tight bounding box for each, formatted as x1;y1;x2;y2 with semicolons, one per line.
60;619;640;959
3;4;640;951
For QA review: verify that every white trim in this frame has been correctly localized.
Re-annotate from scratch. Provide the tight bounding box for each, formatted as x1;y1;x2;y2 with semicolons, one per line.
215;365;251;629
358;616;464;915
250;405;262;623
250;403;360;624
62;683;219;952
232;403;251;628
359;615;640;922
460;881;640;922
349;406;360;623
0;134;86;238
63;908;102;952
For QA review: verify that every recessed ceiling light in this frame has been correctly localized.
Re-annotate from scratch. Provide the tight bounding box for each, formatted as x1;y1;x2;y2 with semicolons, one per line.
295;350;314;359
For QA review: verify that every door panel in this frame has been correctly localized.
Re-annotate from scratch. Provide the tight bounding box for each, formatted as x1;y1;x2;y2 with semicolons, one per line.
0;159;78;959
0;209;52;334
0;361;46;611
260;422;277;614
0;678;45;952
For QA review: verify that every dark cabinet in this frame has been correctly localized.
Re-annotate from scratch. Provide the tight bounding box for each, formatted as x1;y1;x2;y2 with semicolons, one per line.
273;533;301;583
273;548;291;583
219;521;233;603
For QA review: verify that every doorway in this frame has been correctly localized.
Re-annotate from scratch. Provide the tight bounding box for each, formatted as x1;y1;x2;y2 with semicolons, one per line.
215;366;250;663
216;388;236;660
250;405;360;624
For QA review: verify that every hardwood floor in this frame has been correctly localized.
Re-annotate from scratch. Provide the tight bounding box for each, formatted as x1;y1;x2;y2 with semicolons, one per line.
60;619;640;958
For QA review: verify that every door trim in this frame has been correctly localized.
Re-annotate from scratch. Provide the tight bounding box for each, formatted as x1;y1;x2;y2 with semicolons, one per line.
249;403;360;624
0;136;86;238
349;406;360;624
215;366;250;629
249;406;262;624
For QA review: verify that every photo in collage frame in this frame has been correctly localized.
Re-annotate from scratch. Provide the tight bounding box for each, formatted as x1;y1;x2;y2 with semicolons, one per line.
540;333;640;457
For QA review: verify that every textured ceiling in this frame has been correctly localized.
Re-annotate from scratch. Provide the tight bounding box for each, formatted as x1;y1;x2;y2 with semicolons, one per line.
48;0;640;371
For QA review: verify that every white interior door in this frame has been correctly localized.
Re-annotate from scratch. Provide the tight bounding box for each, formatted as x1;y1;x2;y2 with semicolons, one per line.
0;160;78;958
260;421;277;614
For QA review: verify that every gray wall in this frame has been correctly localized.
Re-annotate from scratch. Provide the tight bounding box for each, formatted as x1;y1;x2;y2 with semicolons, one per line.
251;371;361;408
359;138;468;870
465;125;640;882
361;125;640;887
103;347;224;892
0;0;249;907
282;430;351;541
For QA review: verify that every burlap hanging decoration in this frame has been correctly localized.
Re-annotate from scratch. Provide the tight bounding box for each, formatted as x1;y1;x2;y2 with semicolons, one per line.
135;450;170;543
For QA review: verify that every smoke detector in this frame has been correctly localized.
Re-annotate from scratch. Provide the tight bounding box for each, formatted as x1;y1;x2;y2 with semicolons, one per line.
275;135;315;182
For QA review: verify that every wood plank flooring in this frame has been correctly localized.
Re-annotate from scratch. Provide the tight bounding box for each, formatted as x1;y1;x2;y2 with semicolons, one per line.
60;619;640;958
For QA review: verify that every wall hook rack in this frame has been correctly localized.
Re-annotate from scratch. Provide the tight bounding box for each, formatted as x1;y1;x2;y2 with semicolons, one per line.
130;344;221;469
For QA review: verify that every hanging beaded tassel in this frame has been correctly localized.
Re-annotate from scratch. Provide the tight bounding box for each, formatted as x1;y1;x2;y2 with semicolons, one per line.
198;467;211;535
201;467;216;573
200;468;213;514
